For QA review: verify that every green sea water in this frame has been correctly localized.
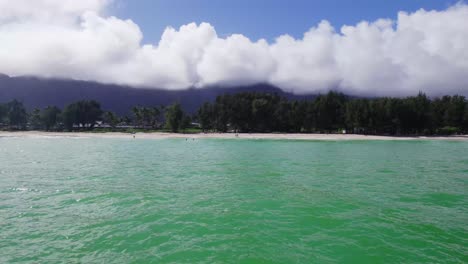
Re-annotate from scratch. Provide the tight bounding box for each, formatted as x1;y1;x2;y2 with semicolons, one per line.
0;137;467;263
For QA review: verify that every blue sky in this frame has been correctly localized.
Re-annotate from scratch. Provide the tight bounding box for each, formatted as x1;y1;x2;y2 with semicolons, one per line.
113;0;459;44
1;0;467;95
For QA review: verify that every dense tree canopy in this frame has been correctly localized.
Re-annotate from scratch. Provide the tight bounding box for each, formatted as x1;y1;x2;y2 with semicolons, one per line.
1;91;467;135
0;103;6;124
132;106;162;128
5;99;28;129
41;106;61;131
165;103;185;133
29;108;42;130
194;92;468;135
102;111;120;129
62;100;103;131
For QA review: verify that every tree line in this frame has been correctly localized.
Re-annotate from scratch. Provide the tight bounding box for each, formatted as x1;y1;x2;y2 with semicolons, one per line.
0;100;191;133
197;92;468;135
1;91;467;135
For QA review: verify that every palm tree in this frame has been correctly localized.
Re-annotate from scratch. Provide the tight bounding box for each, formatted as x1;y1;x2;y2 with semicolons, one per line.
132;106;143;128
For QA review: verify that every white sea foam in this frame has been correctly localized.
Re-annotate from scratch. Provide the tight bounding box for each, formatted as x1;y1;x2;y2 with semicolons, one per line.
13;187;29;192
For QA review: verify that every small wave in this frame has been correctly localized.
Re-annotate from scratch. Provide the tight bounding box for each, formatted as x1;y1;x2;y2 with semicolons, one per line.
11;187;40;192
11;187;29;192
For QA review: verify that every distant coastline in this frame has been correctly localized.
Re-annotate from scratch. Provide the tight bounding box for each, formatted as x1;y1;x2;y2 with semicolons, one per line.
1;131;467;141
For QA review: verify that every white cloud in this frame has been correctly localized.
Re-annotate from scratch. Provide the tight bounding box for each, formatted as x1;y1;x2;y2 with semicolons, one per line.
269;21;340;94
0;0;110;22
197;34;275;87
0;0;467;96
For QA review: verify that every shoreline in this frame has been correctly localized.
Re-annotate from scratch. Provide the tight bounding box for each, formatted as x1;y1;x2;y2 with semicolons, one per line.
1;131;467;141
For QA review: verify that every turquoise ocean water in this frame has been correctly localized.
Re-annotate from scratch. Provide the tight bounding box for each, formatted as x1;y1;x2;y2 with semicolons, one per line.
0;138;467;263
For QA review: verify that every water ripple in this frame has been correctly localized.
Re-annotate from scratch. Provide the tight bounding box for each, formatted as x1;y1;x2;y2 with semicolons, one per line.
0;138;466;263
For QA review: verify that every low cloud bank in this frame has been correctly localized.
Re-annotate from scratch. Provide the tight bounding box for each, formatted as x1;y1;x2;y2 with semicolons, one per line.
0;0;467;96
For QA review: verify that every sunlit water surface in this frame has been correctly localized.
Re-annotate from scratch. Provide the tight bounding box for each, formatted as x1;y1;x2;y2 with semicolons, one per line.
1;137;467;263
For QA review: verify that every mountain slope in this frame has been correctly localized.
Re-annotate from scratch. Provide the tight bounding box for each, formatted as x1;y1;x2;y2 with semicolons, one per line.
0;75;315;115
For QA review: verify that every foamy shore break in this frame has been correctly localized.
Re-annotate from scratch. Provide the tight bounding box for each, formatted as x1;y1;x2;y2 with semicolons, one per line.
1;131;467;141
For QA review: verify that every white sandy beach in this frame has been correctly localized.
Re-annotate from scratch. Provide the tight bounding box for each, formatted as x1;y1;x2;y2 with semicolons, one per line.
1;131;467;141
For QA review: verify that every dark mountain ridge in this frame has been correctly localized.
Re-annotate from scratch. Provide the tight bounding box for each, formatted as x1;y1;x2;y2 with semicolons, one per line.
0;74;315;115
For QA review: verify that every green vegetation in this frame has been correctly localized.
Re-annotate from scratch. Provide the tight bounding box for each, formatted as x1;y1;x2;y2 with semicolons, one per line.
196;92;468;135
1;91;467;135
62;100;103;131
102;111;120;129
165;102;191;133
2;99;28;130
131;106;162;129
